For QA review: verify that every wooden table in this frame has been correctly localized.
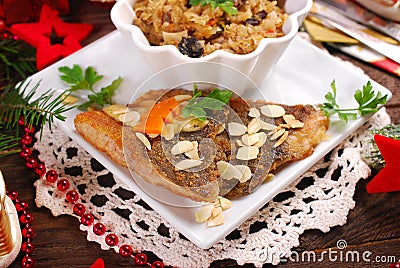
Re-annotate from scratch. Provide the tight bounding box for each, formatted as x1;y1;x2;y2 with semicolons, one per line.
2;1;400;267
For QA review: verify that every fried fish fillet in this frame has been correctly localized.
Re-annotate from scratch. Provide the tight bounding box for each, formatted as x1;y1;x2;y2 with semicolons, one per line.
74;89;329;202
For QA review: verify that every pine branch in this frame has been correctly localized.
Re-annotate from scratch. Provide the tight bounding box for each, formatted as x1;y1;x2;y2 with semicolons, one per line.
0;80;75;138
0;133;20;156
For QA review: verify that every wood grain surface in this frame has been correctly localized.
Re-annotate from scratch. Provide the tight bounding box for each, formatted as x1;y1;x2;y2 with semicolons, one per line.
2;1;399;267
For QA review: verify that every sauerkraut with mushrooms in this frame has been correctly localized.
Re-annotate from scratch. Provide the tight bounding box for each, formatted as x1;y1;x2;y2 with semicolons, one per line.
133;0;287;57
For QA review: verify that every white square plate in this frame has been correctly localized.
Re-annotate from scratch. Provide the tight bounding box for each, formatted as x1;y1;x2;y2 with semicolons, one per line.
27;31;392;249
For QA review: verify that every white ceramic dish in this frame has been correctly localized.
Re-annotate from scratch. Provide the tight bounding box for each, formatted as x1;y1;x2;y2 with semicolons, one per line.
27;31;391;249
110;0;313;86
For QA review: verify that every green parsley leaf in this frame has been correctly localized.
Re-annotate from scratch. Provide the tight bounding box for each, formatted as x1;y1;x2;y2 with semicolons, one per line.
182;84;233;121
189;0;238;15
58;64;123;110
320;80;387;123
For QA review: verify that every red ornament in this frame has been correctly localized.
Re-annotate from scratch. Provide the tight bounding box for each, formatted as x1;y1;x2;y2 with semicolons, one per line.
21;242;35;254
367;135;400;193
25;157;37;169
21;255;35;268
105;234;119;246
119;244;133;257
90;258;105;268
34;163;47;176
20;213;34;224
20;147;32;158
93;222;106;236
10;5;93;70
15;201;28;212
65;190;79;203
45;169;58;183
22;226;36;238
152;260;164;268
73;203;86;216
21;134;33;146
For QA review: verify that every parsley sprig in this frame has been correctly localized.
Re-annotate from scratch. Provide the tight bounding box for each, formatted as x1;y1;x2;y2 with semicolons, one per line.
182;84;232;121
189;0;238;16
58;64;123;110
320;80;387;123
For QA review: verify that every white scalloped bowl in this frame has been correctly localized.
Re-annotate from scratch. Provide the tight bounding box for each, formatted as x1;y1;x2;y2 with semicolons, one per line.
111;0;312;86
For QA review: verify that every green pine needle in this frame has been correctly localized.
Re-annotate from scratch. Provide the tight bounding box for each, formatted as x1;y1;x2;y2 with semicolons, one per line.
0;133;20;156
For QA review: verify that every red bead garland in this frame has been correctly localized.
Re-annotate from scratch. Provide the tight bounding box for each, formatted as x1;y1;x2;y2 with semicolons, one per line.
14;120;166;267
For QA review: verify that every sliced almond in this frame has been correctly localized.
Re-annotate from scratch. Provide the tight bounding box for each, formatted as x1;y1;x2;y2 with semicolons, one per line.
184;141;200;160
175;159;202;171
171;140;194;155
112;107;129;115
264;173;275;183
161;124;175;140
289;120;304;128
211;206;223;218
273;130;289;147
181;118;209;132
174;95;192;102
254;132;267;148
148;133;159;139
236;165;252;183
218;196;232;210
195;204;214;223
119;111;140;124
135;132;151;150
216;124;225;135
206;213;224;227
260;120;277;131
269;128;286;141
236;146;259;160
237;140;245;147
247;118;262;134
260;104;285;118
103;104;127;120
241;133;260;146
217;161;242;180
248;107;260;118
61;94;79;105
227;122;247;136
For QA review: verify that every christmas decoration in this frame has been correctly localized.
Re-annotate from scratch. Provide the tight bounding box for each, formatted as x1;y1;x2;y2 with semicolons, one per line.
10;5;92;70
90;258;105;268
366;134;400;193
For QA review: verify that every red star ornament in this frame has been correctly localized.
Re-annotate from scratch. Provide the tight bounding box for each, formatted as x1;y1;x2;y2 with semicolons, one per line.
90;258;105;268
10;4;93;70
366;134;400;193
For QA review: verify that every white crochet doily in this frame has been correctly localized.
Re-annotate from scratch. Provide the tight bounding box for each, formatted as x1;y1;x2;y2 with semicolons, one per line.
33;108;390;267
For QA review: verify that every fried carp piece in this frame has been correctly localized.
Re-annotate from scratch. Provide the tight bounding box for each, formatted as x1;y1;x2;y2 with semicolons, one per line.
74;89;329;202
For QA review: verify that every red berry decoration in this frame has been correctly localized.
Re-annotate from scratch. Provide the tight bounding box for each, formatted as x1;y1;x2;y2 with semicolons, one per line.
22;226;36;238
15;201;28;212
73;203;86;216
24;126;35;134
81;213;95;226
134;253;148;267
21;242;35;253
45;169;58;183
57;179;70;191
20;213;34;224
18;116;25;126
152;261;164;268
93;222;106;236
119;244;133;257
65;190;79;203
25;157;37;169
7;191;19;201
21;255;34;268
20;147;32;158
34;163;46;176
21;134;33;146
390;264;400;268
105;234;119;246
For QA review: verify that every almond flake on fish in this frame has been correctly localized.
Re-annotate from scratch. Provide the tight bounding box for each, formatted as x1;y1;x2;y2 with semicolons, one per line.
174;95;192;102
135;132;151;150
174;159;202;171
227;122;247;136
237;140;245;147
161;124;174;140
211;207;222;218
195;204;214;223
269;128;286;141
171;140;194;155
184;141;200;160
260;104;286;118
260;120;277;131
217;161;242;180
119;111;140;124
241;133;260;146
236;146;259;160
236;165;252;183
273;130;289;147
254;132;267;148
283;114;304;128
247;118;262;134
248;108;260;118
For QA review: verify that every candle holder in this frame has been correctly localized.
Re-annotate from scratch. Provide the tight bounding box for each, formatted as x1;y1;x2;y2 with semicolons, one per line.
0;171;22;267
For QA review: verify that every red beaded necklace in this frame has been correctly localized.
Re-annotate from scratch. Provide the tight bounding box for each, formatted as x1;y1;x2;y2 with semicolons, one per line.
12;117;167;268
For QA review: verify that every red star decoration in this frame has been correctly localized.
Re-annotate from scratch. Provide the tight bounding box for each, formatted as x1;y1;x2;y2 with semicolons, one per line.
366;134;400;193
90;258;105;268
10;4;93;70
